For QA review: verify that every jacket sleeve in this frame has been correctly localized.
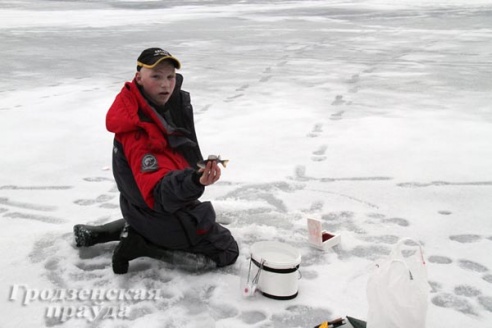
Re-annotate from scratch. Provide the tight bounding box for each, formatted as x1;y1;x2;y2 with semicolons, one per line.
153;168;205;213
117;131;203;211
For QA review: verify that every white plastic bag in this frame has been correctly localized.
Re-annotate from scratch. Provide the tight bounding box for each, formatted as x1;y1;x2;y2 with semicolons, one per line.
366;238;429;328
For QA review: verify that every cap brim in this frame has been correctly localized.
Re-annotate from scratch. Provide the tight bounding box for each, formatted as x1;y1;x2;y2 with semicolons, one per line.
137;56;181;69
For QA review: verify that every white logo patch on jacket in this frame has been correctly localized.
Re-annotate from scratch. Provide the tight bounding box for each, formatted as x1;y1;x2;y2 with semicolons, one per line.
141;154;158;172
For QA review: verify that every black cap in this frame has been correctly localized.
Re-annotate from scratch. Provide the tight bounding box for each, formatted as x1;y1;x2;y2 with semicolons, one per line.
136;48;181;71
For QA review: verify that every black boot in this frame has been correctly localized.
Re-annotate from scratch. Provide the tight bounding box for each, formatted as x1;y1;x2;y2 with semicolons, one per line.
112;224;216;274
112;224;157;274
73;219;125;247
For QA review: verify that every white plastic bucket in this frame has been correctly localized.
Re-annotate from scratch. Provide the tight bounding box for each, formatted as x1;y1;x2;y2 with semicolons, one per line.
250;241;301;300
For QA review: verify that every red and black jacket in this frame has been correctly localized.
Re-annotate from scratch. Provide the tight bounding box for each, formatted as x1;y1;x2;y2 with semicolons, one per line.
106;74;213;248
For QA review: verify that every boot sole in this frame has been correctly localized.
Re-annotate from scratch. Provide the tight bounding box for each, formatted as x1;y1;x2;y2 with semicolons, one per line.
73;225;98;247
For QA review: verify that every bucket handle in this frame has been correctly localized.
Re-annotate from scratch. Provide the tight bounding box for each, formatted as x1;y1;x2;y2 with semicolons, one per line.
252;258;265;286
243;258;265;297
298;270;302;280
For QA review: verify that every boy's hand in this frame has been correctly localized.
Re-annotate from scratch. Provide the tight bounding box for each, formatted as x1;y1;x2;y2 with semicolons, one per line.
199;160;221;186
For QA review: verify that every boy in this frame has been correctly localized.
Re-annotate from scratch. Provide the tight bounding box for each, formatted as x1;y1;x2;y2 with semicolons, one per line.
74;48;239;274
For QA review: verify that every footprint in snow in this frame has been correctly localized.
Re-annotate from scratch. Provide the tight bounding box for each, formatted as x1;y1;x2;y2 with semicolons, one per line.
432;293;478;315
331;95;345;106
457;259;489;273
330;110;345;120
454;285;482;297
450;234;482;243
239;310;267;325
83;177;113;182
382;217;410;227
307;123;323;138
483;274;492;284
74;193;116;207
3;212;65;224
428;255;453;264
271;305;332;328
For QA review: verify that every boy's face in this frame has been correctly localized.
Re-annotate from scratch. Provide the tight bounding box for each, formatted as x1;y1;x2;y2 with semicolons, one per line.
135;61;176;106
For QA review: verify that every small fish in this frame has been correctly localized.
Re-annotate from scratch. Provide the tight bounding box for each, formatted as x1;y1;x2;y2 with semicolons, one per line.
197;155;229;169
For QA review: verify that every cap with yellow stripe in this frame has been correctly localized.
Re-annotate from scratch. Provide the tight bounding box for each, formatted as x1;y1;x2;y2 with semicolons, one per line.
136;48;181;71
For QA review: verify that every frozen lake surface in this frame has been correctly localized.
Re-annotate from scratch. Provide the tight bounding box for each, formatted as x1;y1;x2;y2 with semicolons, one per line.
1;0;492;327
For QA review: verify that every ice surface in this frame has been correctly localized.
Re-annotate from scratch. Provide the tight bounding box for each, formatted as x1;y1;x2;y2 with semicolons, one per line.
1;0;492;327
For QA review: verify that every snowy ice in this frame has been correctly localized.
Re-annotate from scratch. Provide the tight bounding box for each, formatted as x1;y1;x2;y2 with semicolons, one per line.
1;0;492;327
